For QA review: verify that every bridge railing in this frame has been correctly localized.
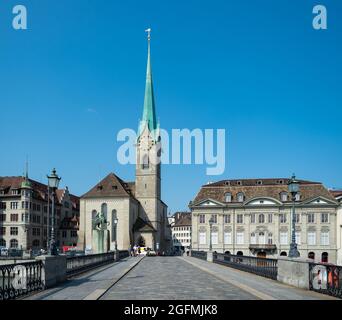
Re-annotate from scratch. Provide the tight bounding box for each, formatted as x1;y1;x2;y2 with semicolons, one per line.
213;253;278;280
191;251;207;261
118;250;129;260
309;262;342;299
66;252;115;276
0;260;43;300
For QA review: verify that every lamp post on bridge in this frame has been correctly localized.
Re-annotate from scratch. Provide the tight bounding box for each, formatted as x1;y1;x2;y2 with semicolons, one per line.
47;168;61;256
288;174;300;258
209;216;214;252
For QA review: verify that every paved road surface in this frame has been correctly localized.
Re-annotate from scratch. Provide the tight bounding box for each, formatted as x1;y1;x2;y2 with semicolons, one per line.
26;256;337;300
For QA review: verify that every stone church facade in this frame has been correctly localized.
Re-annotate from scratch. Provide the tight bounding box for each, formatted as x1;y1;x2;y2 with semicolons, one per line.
78;34;170;253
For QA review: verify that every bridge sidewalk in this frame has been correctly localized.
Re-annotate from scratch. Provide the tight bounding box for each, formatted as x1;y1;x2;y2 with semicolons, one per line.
25;256;143;300
182;257;337;300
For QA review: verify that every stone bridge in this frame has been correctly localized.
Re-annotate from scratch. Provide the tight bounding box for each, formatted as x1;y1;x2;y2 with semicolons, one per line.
22;255;337;300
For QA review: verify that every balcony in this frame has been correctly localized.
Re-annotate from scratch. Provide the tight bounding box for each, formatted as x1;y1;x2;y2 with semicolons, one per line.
249;244;277;254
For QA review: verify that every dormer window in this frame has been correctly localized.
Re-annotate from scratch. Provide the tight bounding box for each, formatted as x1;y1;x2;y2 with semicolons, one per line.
295;193;301;201
257;180;263;185
237;192;244;202
280;192;288;202
237;181;242;186
225;181;230;186
11;189;19;195
225;193;232;202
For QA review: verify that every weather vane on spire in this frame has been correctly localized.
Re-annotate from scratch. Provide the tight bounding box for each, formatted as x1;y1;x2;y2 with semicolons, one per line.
145;28;151;41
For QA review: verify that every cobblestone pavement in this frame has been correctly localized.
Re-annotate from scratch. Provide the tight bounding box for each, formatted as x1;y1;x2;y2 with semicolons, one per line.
181;257;337;300
101;256;336;300
26;256;337;300
25;257;143;300
101;257;257;300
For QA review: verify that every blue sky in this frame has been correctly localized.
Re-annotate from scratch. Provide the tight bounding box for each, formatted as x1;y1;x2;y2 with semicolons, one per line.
0;0;341;213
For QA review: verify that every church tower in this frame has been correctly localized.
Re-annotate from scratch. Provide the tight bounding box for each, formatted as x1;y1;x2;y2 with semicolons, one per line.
135;29;162;247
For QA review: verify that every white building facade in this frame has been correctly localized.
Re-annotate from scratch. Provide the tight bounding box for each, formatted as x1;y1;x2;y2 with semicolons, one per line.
331;190;342;265
171;212;192;252
190;178;339;264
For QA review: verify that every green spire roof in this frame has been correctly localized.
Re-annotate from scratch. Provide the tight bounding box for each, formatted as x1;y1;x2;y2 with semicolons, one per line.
21;159;32;189
138;30;158;140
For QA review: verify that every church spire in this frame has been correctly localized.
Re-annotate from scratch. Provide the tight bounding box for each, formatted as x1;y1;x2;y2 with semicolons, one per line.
139;28;158;139
21;156;32;189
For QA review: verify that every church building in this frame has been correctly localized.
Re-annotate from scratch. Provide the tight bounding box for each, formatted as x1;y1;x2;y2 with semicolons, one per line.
78;31;170;253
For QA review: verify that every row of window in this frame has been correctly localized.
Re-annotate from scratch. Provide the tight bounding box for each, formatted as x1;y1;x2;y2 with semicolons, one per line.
0;213;58;225
0;227;76;239
173;233;191;238
198;231;330;246
223;192;300;203
1;201;64;215
0;239;41;248
0;226;42;236
173;227;191;231
173;238;191;244
199;213;330;224
0;189;32;197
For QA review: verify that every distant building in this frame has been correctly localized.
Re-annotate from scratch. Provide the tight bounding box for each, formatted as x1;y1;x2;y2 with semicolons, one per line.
190;178;339;264
0;175;79;252
330;190;342;265
171;212;192;253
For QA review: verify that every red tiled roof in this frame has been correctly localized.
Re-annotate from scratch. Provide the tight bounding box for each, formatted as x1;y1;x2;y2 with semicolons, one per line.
330;190;342;198
81;173;136;199
174;213;191;227
192;178;336;205
0;176;80;207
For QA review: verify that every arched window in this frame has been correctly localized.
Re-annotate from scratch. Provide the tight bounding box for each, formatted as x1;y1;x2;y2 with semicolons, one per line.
101;203;108;220
225;193;232;203
32;240;40;248
280;251;287;256
321;252;328;263
112;209;117;242
258;214;265;224
250;233;256;244
237;193;244;202
92;210;97;229
236;251;243;256
308;252;315;260
0;239;6;247
142;154;149;170
268;233;273;245
10;239;18;248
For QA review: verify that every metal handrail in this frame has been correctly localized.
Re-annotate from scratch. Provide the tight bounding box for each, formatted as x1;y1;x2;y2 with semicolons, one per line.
191;250;207;260
0;260;43;300
213;252;278;280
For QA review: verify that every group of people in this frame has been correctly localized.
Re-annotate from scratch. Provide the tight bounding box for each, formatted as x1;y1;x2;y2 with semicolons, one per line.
130;245;145;256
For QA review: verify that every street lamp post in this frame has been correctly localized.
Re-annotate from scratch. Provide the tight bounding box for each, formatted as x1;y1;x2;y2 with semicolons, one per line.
209;217;214;252
288;174;300;258
47;168;61;256
113;217;118;251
